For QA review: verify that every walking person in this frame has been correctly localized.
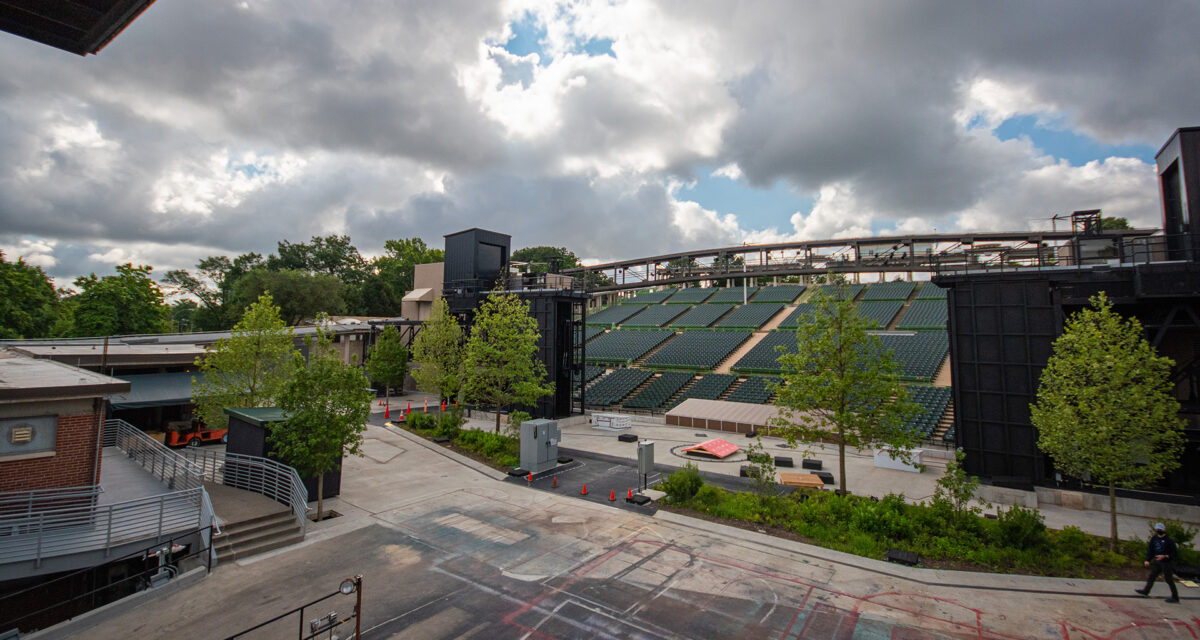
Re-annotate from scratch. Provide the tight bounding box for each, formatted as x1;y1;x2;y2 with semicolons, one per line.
1135;522;1180;603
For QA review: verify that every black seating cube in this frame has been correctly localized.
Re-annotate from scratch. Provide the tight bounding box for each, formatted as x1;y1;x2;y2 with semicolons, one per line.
802;459;822;470
626;494;652;505
739;465;762;478
746;430;758;438
557;456;574;464
815;471;835;484
885;549;919;566
506;468;529;477
774;456;794;467
433;437;450;443
618;433;638;442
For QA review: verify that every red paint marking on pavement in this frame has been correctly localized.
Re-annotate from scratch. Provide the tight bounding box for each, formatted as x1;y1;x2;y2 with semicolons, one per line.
1059;619;1199;640
779;585;814;638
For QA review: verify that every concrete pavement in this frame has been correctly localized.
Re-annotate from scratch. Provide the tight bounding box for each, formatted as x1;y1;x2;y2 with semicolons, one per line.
64;409;1197;640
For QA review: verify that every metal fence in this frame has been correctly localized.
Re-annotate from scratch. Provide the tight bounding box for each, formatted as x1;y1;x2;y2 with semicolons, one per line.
104;418;203;491
0;421;213;569
180;448;310;535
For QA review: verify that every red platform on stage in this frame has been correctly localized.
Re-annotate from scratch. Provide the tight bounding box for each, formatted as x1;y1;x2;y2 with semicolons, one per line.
681;438;741;459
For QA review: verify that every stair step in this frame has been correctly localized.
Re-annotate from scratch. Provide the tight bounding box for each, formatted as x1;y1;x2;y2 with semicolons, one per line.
214;520;300;550
217;529;304;562
218;510;294;536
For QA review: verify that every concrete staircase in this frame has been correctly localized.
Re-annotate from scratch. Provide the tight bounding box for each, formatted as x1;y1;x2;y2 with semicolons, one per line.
931;400;956;443
213;510;303;563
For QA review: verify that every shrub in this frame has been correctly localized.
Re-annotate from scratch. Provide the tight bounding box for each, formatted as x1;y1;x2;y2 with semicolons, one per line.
436;408;464;440
455;429;519;467
693;484;724;509
660;463;704;503
994;505;1047;550
506;410;531;438
1051;526;1092;561
406;412;436;432
1153;519;1199;564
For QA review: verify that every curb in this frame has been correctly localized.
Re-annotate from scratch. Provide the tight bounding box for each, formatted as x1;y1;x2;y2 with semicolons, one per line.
381;423;508;481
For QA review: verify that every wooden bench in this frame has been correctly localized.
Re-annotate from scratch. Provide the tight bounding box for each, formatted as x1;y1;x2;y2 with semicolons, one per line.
778;472;825;489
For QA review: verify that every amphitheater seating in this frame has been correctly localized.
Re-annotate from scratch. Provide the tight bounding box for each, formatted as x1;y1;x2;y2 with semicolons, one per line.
726;376;782;404
667;288;716;304
644;330;751;370
621;304;690;328
623;371;695;409
915;283;948;299
587;304;647;327
896;300;949;329
751;285;806;303
878;331;949;381
861;281;916;301
904;385;952;438
586;329;675;365
623;289;677;304
714;303;785;330
942;425;956;443
810;283;865;301
671;304;731;328
585;326;606;342
730;331;796;374
668;373;738;408
709;286;760;303
586;368;654;406
775;303;816;331
855;301;904;329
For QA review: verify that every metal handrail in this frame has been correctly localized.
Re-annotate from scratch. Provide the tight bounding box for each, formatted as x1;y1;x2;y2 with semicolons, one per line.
0;420;213;569
179;448;309;535
0;486;102;519
103;419;204;491
0;488;205;567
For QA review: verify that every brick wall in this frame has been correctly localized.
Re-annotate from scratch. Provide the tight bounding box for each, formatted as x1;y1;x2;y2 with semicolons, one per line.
0;412;100;492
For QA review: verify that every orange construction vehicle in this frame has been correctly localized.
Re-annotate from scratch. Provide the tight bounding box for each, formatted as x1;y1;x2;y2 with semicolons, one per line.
164;419;227;448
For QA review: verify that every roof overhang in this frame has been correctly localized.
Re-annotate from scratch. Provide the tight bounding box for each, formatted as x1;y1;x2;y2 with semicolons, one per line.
0;0;156;56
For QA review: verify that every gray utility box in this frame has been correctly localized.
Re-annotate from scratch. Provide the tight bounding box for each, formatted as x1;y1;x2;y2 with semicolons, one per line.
637;440;655;476
520;419;560;474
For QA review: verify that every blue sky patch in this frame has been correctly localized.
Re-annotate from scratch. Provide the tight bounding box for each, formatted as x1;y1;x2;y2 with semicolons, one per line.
678;169;814;231
580;37;615;58
994;115;1154;165
503;12;548;64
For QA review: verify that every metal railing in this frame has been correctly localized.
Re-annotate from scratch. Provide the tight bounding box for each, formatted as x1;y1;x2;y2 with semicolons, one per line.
180;448;309;535
0;485;102;519
0;420;213;569
103;419;204;491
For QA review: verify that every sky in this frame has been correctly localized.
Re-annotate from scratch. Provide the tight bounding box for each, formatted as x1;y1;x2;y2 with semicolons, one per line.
0;1;1197;288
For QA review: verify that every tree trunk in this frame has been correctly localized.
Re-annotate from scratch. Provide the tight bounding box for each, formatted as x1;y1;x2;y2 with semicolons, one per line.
1108;482;1118;552
317;473;325;523
838;439;847;497
495;404;502;434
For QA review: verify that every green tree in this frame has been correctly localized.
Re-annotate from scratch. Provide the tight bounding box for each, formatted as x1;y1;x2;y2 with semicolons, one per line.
410;297;465;402
268;235;368;284
933;449;983;521
0;251;59;339
192;293;294;430
365;325;409;409
1031;292;1185;548
1100;216;1131;230
232;269;346;325
511;246;581;273
373;237;445;311
70;264;170;336
271;330;372;520
462;292;553;433
163;253;263;330
769;286;920;495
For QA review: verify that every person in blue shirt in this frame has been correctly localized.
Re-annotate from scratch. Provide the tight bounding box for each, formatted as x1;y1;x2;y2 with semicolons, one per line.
1135;522;1179;603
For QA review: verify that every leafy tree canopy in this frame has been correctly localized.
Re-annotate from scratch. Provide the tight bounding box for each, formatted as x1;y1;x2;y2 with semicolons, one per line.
268;235;369;284
462;292;553;433
1100;216;1130;230
511;246;580;273
69;264;170;337
365;325;409;403
769;284;920;494
0;251;59;339
411;297;464;401
271;329;373;520
1031;292;1185;547
192;293;294;430
232;269;346;325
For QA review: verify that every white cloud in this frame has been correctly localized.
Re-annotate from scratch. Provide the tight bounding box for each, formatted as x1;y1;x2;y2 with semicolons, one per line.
0;238;58;269
150;150;307;216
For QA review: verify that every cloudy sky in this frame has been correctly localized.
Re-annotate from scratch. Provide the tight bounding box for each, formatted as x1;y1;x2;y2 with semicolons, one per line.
1;1;1197;287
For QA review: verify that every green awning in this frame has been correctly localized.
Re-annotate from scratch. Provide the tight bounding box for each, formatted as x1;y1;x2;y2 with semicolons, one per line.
223;407;286;426
110;372;202;410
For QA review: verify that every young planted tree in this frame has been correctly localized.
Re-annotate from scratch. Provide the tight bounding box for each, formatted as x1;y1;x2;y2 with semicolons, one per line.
271;331;373;520
192;293;294;430
365;325;409;409
462;292;554;433
410;297;464;402
1031;292;1185;549
769;286;920;495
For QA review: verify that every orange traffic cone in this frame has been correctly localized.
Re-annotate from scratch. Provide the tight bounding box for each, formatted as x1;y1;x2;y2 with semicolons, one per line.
609;490;616;502
627;488;633;499
527;472;533;482
581;484;588;495
407;401;411;414
385;403;389;419
441;399;447;411
378;398;382;407
552;476;558;488
424;398;428;413
454;399;459;407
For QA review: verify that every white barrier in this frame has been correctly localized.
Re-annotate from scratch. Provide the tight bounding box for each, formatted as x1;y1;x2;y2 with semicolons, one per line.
873;445;923;473
592;413;632;431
